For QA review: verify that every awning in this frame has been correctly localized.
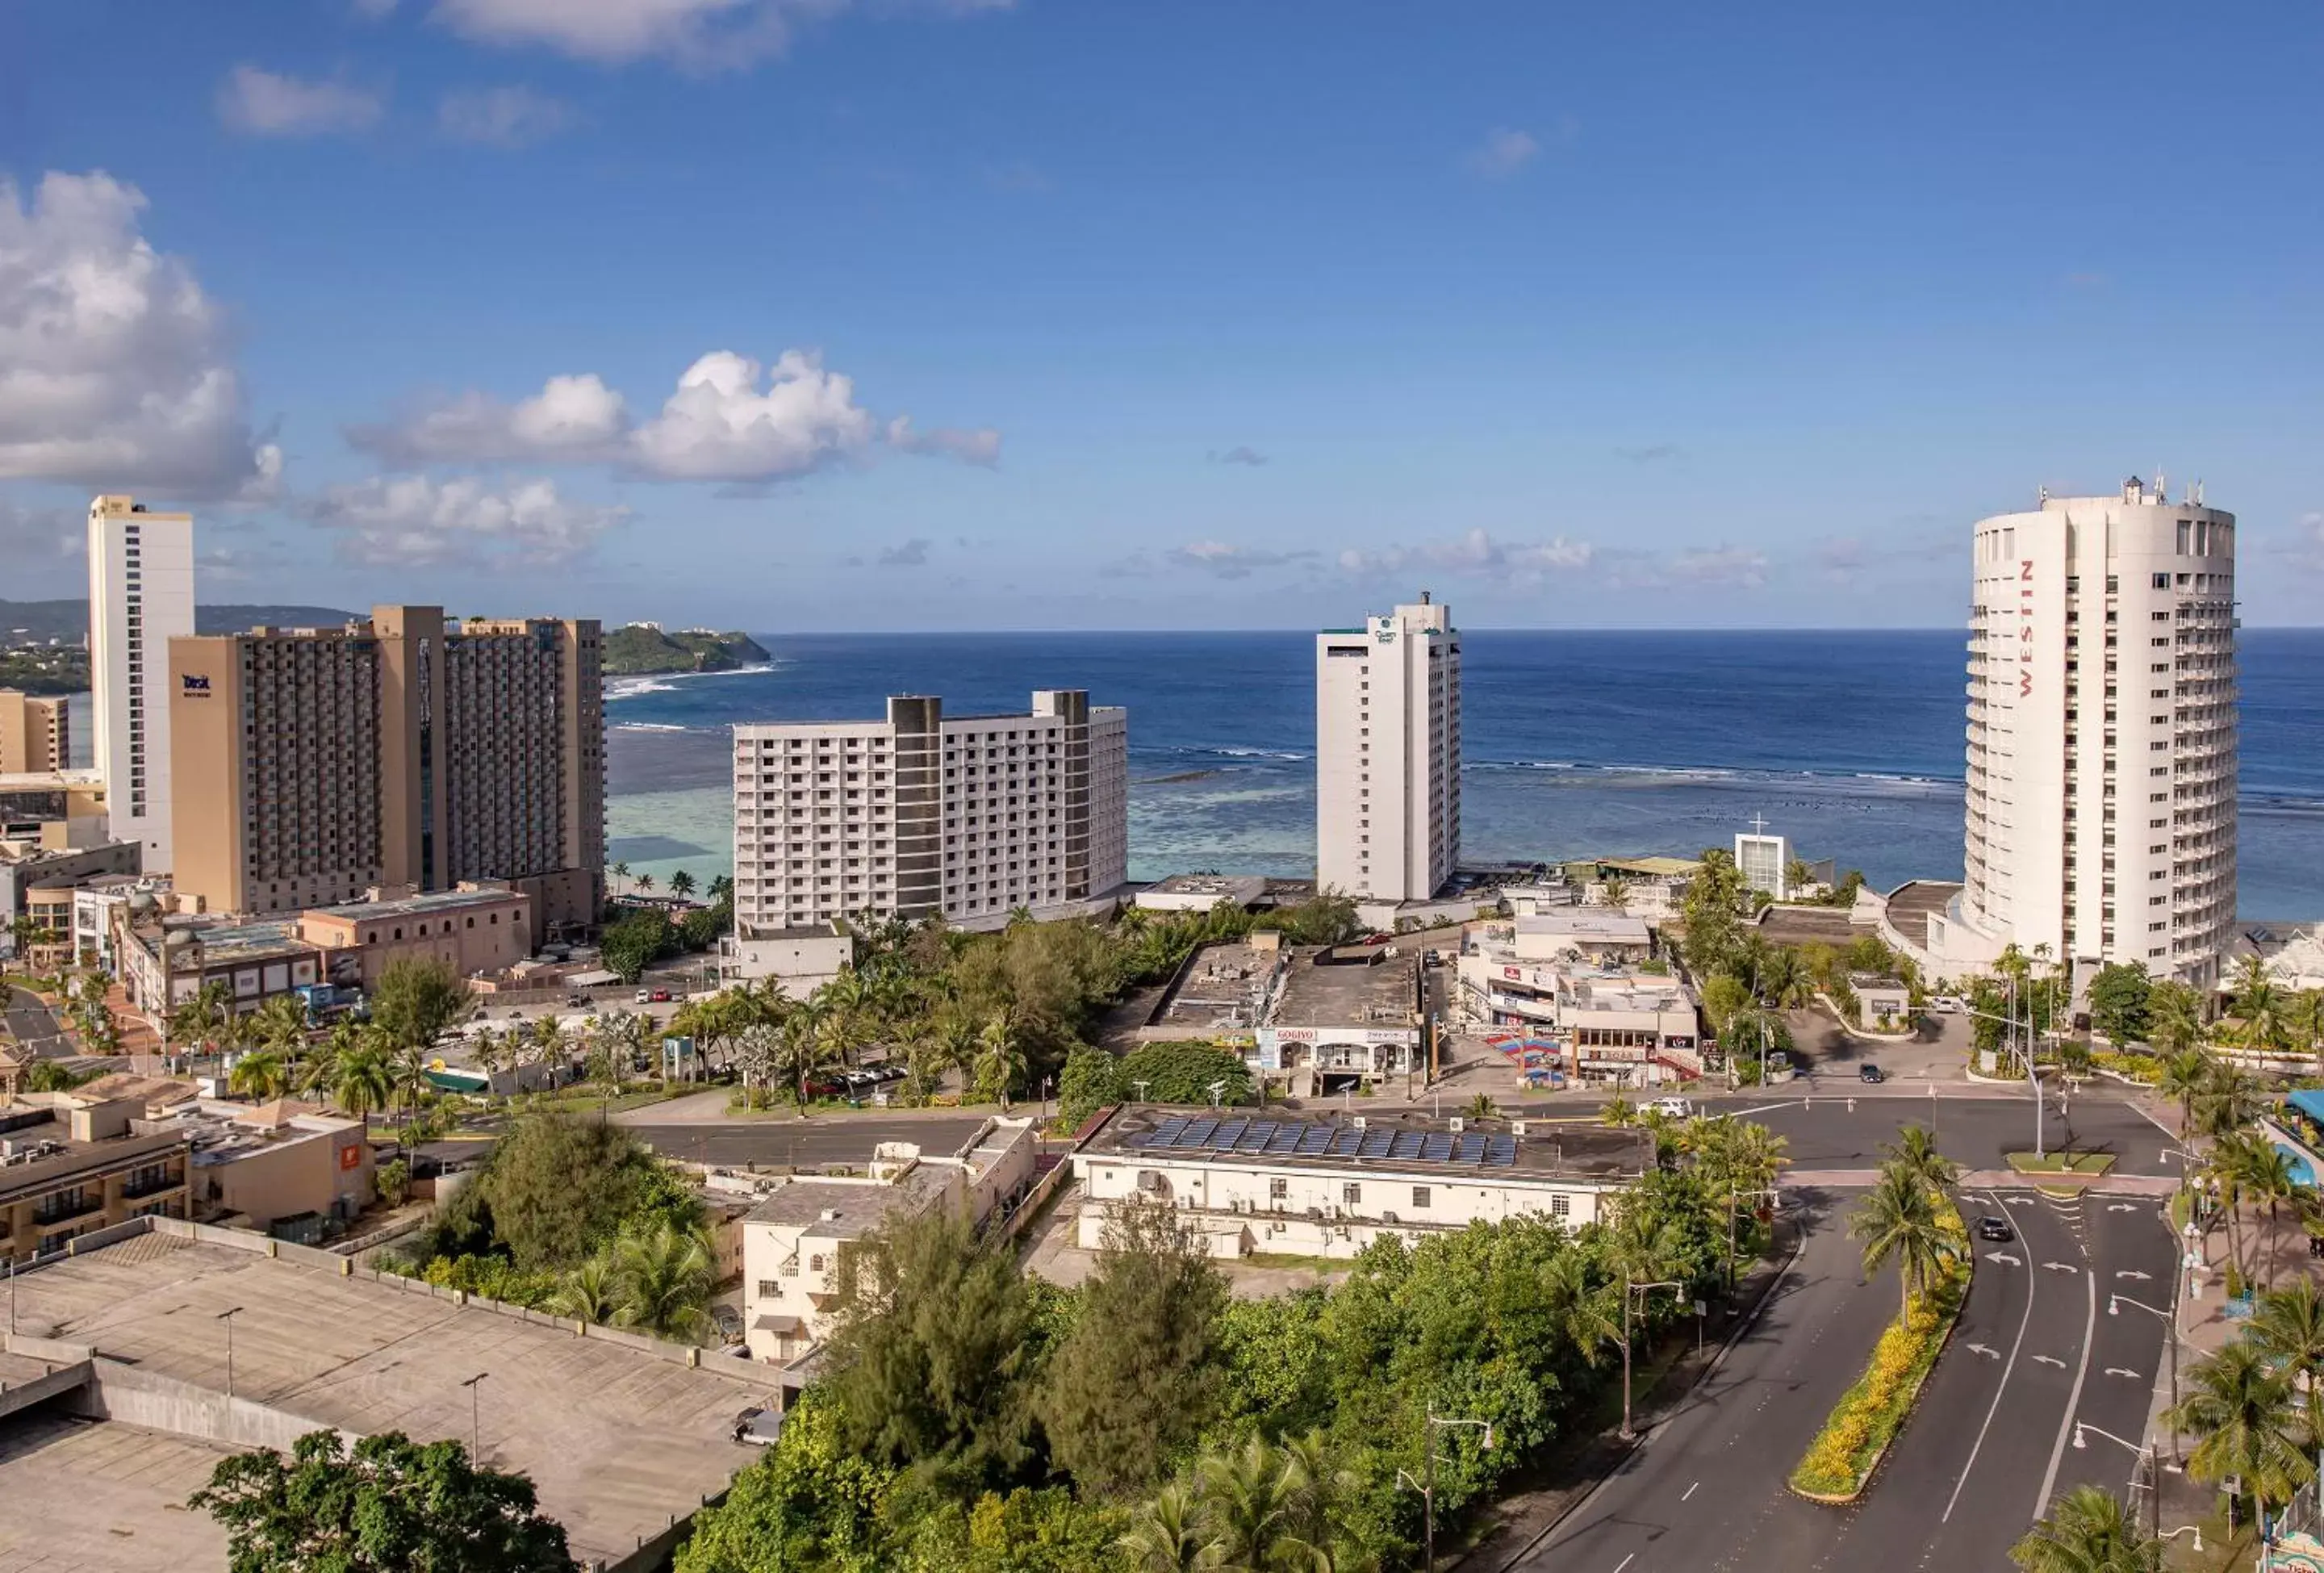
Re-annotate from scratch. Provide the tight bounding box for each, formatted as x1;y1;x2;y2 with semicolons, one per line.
2275;1143;2318;1190
753;1314;803;1334
566;969;621;988
2286;1089;2324;1128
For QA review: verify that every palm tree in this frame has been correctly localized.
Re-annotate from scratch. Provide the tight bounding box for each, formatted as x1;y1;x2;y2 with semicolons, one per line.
2240;1140;2301;1290
2167;1340;2314;1515
608;860;631;897
2146;981;2206;1058
974;1015;1026;1110
1118;1482;1222;1572
706;873;734;905
1883;1123;1959;1201
667;869;697;901
532;1016;569;1086
610;1223;717;1342
1539;1250;1624;1374
547;1252;617;1325
328;1044;395;1122
2008;1484;2160;1572
1276;1430;1365;1571
250;994;311;1059
1193;1435;1296;1572
2250;1280;2324;1441
2195;1065;2265;1144
2155;1048;2211;1141
227;1050;290;1101
633;872;656;897
167;981;235;1061
775;1009;838;1112
1851;1163;1950;1318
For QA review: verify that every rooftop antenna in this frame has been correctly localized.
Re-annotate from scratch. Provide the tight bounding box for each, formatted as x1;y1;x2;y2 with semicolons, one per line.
2154;466;2166;501
2194;478;2205;506
2038;483;2050;504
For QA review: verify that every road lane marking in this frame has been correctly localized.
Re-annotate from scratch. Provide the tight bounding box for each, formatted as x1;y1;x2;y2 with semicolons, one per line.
2030;1355;2067;1367
2043;1261;2080;1274
1943;1188;2041;1525
1614;1554;1635;1572
2035;1266;2100;1519
2114;1270;2152;1281
2105;1367;2143;1379
1985;1251;2022;1266
1682;1480;1699;1501
1965;1343;2000;1359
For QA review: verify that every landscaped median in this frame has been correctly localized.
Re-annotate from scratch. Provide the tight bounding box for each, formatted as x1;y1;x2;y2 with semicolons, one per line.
1787;1199;1971;1504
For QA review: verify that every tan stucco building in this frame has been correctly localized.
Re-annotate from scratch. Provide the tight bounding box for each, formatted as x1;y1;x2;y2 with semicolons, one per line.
0;1094;191;1264
168;607;604;931
0;691;69;774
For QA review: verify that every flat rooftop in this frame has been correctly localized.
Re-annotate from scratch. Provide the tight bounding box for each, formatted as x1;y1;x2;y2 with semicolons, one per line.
1083;1104;1653;1185
0;1410;232;1571
136;917;306;964
744;1164;954;1240
307;885;525;922
1884;880;1964;935
1153;941;1279;1031
1515;913;1652;944
1271;946;1419;1032
4;1225;779;1569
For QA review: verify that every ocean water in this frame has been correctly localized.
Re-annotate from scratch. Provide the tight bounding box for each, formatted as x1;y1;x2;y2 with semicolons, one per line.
603;629;2324;920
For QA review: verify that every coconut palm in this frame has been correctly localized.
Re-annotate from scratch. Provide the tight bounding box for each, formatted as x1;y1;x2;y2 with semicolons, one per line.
2167;1340;2314;1513
1882;1123;1959;1201
974;1015;1026;1109
2155;1048;2211;1142
1193;1435;1297;1571
2195;1065;2265;1144
227;1050;290;1101
2146;981;2206;1057
547;1251;618;1324
667;869;697;900
1276;1430;1367;1571
1117;1482;1223;1573
1851;1162;1950;1317
1538;1250;1624;1373
250;994;311;1058
2008;1483;2160;1572
328;1044;395;1121
633;872;656;896
2238;1140;2302;1290
2250;1280;2324;1440
166;981;235;1061
706;873;734;905
610;1222;717;1342
775;1009;838;1112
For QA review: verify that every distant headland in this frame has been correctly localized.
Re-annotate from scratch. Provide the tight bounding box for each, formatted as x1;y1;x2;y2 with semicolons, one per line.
604;623;771;676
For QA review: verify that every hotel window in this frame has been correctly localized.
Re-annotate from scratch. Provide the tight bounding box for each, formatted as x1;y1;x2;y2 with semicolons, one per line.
1411;1186;1431;1209
1341;1182;1361;1205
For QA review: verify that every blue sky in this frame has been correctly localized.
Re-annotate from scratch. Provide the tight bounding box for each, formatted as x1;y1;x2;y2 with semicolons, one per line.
5;1;2322;629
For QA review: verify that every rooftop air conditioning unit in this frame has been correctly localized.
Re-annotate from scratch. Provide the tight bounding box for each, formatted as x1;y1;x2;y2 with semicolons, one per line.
1448;1117;1465;1134
1381;1211;1400;1224
1352;1116;1368;1130
1511;1120;1528;1137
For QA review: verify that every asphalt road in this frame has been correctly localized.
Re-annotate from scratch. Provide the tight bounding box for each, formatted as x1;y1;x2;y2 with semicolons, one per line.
622;1115;993;1168
2;984;69;1057
1518;1178;2179;1573
1519;1187;1899;1571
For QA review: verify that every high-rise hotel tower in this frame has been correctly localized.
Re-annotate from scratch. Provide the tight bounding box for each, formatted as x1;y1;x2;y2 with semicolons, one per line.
1315;594;1461;903
87;494;195;871
1939;477;2237;986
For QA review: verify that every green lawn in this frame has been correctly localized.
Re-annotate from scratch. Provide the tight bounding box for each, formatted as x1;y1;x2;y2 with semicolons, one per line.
2004;1151;2117;1177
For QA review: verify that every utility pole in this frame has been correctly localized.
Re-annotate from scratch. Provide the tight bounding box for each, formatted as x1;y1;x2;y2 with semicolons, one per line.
215;1306;244;1398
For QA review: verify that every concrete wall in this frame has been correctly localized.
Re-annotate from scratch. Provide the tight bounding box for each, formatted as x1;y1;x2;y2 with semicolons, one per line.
71;1358;356;1454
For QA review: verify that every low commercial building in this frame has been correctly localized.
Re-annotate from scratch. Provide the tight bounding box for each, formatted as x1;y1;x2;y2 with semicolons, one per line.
717;922;857;995
1851;973;1912;1027
1138;935;1285;1046
1135;872;1269;914
1457;926;1702;1086
161;1098;376;1234
0;1093;191;1264
0;839;142;953
736;1119;1038;1366
0;769;111;850
1256;943;1425;1093
1501;912;1654;966
118;912;320;1017
1072;1105;1653;1259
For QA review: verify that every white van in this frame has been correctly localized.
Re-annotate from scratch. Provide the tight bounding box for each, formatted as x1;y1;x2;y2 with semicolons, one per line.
1646;1096;1695;1119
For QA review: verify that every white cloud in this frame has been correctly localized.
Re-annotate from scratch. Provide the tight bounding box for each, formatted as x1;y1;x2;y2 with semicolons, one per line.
1338;527;1593;586
438;85;575;146
631;350;875;481
1164;541;1318;579
1465;127;1540;179
426;0;1009;69
1669;545;1770;588
884;415;1001;466
0;171;280;497
216;65;387;137
308;475;628;567
349;354;995;483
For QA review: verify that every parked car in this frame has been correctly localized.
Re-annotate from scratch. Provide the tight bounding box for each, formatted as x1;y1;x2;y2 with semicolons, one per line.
731;1406;784;1447
634;989;651;1004
649;989;673;1003
1976;1215;2013;1242
1858;1064;1885;1084
565;994;590;1009
1646;1096;1694;1119
710;1303;744;1341
805;1074;850;1098
1931;995;1962;1014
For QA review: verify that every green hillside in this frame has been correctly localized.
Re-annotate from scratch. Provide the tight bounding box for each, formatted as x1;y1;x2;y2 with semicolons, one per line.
604;625;771;676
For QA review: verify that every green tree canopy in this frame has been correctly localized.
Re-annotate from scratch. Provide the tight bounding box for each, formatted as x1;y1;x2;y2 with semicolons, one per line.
367;956;474;1051
190;1429;575;1573
2086;964;2153;1047
1116;1041;1255;1107
1043;1199;1231;1495
477;1111;703;1274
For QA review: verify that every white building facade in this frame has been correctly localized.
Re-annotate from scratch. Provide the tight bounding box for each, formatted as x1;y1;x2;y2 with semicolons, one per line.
1316;595;1460;902
1948;478;2238;986
87;495;194;872
1735;829;1790;901
731;690;1127;931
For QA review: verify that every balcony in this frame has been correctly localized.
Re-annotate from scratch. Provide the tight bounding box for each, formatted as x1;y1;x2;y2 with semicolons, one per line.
122;1170;184;1201
31;1194;102;1230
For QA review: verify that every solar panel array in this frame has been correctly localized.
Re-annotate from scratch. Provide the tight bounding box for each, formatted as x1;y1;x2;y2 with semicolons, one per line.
1134;1115;1517;1167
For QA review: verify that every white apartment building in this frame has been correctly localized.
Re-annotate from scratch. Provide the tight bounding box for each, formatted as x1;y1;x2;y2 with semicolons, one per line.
1937;477;2238;987
88;496;195;872
731;690;1127;931
1073;1106;1653;1260
1316;594;1461;902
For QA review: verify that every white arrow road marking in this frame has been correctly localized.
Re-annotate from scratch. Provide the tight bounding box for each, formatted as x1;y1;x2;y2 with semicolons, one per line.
1987;1252;2023;1266
2044;1261;2080;1274
2114;1270;2152;1282
2108;1203;2140;1213
1966;1343;2000;1359
2032;1354;2067;1368
2105;1367;2143;1379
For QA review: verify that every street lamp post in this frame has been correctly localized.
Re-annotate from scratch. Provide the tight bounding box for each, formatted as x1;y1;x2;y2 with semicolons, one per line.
2071;1423;2160;1545
2109;1293;2189;1466
1397;1412;1495;1572
215;1306;244;1399
461;1371;489;1458
1622;1278;1684;1439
